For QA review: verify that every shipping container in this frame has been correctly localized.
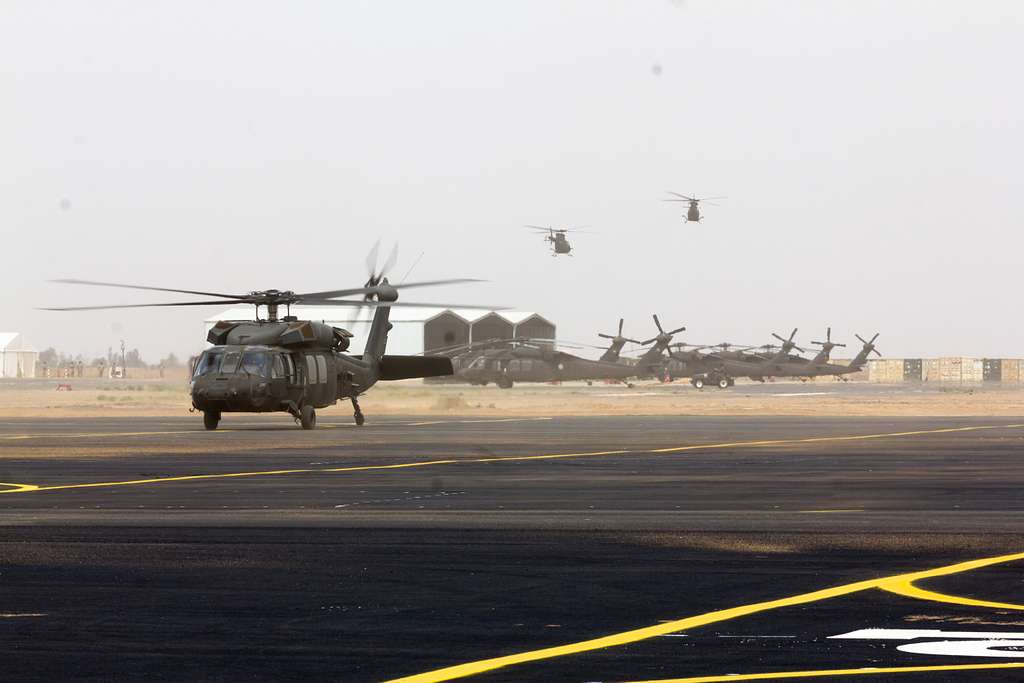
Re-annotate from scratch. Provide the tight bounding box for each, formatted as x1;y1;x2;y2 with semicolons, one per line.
963;358;984;383
903;358;922;382
938;357;963;383
869;358;905;383
1002;359;1021;383
922;358;942;382
983;358;1002;382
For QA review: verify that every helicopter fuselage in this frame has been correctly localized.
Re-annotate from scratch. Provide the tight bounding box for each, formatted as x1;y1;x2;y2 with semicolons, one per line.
686;203;701;222
547;234;572;254
190;343;374;415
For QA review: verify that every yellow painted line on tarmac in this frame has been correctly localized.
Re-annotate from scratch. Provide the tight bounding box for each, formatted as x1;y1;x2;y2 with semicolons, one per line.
0;482;40;493
621;661;1024;682
2;423;1023;495
878;576;1024;611
384;551;1024;683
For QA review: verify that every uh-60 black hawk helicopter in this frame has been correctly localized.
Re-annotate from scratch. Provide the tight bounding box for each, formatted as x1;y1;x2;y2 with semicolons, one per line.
663;192;725;223
41;246;491;430
525;225;589;256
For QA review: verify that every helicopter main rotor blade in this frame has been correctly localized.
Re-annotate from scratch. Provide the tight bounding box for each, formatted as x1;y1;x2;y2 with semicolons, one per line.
380;244;399;279
39;299;253;312
298;299;503;310
365;240;381;277
666;191;695;201
50;279;244;300
297;278;484;300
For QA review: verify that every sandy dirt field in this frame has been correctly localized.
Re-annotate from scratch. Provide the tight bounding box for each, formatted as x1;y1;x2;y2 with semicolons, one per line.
0;377;1021;418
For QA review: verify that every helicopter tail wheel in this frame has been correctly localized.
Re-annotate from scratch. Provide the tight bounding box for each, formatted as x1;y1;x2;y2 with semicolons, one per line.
717;378;729;390
299;404;317;430
203;410;220;431
352;397;365;426
497;376;513;389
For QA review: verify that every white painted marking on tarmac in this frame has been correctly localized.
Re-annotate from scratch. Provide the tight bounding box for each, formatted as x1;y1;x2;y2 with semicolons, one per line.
833;628;1024;658
769;392;834;397
899;640;1024;657
832;628;1024;640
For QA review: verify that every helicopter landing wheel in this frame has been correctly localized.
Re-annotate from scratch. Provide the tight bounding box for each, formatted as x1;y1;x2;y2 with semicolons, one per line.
497;376;513;389
299;404;317;430
692;377;705;390
717;378;730;390
203;410;220;430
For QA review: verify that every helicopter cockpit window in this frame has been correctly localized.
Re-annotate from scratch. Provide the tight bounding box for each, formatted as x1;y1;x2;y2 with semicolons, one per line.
193;350;224;377
240;350;270;377
220;351;241;375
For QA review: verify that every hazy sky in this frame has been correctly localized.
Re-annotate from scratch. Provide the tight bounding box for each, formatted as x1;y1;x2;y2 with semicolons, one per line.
4;1;1023;361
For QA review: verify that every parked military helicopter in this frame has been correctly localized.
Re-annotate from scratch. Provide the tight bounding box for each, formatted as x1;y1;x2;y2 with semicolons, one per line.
41;245;492;430
629;314;687;377
663;192;725;223
452;338;637;388
597;318;642;362
525;225;587;256
682;330;881;388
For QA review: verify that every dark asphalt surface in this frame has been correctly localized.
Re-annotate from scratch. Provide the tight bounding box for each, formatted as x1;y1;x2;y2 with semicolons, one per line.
2;415;1024;681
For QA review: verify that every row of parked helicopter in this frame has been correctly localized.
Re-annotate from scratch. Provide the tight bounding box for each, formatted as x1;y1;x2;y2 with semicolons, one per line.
432;316;882;389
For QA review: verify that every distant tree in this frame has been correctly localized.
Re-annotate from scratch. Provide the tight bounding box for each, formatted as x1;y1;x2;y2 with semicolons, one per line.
125;348;146;368
38;348;59;365
159;353;182;368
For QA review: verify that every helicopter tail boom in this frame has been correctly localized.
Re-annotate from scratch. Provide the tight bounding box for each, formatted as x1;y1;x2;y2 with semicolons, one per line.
378;355;454;381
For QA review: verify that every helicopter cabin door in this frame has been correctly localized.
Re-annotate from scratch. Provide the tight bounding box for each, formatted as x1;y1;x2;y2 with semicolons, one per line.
270;353;302;406
301;352;337;408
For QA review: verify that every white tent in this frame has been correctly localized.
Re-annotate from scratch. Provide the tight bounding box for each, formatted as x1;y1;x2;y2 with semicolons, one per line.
203;308;555;355
0;333;38;379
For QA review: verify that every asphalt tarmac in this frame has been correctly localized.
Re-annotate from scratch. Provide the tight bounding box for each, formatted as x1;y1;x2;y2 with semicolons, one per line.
2;414;1024;682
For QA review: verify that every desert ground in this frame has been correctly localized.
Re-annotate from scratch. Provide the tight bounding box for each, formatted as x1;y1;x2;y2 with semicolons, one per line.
1;375;1021;419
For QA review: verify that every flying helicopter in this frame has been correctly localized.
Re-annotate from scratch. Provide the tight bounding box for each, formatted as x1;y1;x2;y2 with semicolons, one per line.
40;244;493;430
525;225;589;256
663;192;725;223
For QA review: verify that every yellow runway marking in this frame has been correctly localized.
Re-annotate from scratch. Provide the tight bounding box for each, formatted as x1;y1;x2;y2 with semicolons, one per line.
2;423;1022;495
878;576;1024;611
622;661;1024;682
0;482;39;493
384;551;1024;682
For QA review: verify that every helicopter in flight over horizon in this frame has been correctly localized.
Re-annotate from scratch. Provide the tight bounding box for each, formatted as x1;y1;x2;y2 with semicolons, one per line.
525;225;589;256
663;192;725;223
39;244;493;430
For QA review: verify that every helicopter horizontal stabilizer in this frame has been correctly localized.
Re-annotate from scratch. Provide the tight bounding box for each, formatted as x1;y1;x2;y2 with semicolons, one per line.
378;355;454;381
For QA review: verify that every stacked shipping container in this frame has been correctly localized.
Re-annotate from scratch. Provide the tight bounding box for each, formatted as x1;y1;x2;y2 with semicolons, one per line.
870;358;1021;383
